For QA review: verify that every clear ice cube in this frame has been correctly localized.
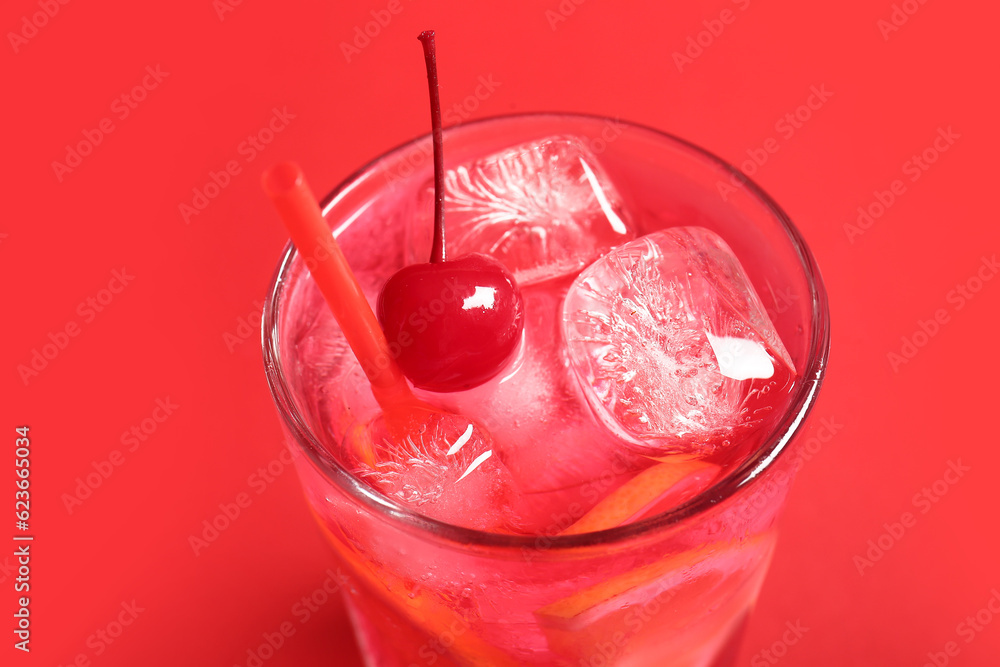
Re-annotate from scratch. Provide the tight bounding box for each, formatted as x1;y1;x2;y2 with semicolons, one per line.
349;409;516;532
412;136;635;285
433;279;647;532
561;228;795;457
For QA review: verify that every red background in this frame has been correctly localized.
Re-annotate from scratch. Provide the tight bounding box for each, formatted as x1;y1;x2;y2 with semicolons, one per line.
3;1;998;665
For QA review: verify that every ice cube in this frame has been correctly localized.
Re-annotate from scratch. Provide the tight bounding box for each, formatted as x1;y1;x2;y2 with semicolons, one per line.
431;279;647;532
561;228;795;457
287;268;386;440
347;408;516;532
412;136;634;285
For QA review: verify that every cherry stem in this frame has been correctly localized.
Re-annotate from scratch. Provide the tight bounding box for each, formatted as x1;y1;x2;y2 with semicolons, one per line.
419;30;446;264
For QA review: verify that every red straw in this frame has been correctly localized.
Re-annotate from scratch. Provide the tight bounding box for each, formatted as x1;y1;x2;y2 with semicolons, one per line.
262;162;415;409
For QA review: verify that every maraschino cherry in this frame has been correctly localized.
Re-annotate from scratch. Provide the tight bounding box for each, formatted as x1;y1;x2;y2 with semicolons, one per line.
377;31;524;393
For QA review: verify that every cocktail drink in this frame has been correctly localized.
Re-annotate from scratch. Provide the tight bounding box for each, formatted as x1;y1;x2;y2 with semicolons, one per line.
262;34;829;667
262;113;828;666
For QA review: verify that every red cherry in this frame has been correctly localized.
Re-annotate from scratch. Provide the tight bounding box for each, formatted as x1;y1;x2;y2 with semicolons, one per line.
378;253;523;392
376;31;525;392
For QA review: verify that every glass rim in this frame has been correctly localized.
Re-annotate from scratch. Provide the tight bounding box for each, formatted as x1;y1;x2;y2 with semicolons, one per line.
261;111;831;551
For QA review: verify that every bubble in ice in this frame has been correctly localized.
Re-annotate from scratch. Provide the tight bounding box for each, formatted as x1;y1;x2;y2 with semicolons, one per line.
348;408;516;531
412;136;634;285
562;228;796;457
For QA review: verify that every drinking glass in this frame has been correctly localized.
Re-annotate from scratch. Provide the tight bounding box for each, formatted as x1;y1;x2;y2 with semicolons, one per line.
262;114;830;667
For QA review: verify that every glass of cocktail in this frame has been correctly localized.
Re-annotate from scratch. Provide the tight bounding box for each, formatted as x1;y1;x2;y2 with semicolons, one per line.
261;107;829;666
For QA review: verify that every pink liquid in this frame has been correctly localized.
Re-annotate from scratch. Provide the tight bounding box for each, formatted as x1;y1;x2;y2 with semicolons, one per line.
266;115;827;666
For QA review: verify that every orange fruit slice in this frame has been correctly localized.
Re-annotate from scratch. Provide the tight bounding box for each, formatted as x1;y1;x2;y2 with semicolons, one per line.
537;536;762;624
308;507;519;667
535;534;773;663
560;458;720;535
